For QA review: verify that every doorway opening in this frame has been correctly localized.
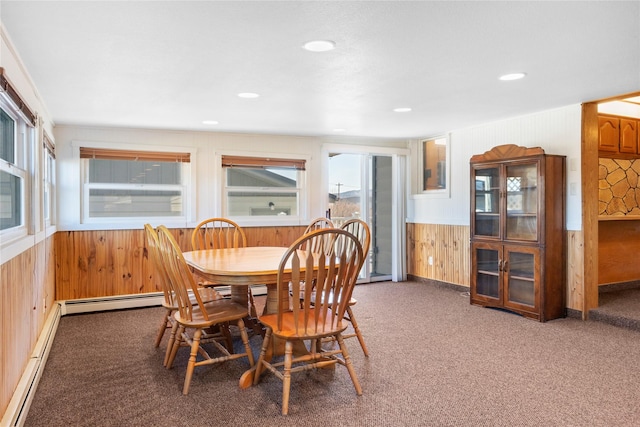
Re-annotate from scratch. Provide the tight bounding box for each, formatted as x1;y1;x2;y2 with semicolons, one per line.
583;92;640;319
328;153;395;282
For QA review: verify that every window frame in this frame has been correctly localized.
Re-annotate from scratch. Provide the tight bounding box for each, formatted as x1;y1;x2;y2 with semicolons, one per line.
0;96;31;242
76;142;197;226
219;153;309;225
42;132;55;227
413;134;451;199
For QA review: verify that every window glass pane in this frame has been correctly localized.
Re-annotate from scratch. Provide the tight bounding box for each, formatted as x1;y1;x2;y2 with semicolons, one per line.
43;152;54;222
227;191;297;216
422;137;447;191
83;152;187;220
224;160;303;217
89;189;182;217
0;170;21;230
328;153;361;221
1;109;15;164
89;159;181;184
43;188;50;220
226;167;297;188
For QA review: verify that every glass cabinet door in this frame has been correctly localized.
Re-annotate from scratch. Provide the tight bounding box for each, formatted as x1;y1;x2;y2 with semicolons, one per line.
473;166;500;238
505;162;538;241
473;245;500;300
504;246;538;310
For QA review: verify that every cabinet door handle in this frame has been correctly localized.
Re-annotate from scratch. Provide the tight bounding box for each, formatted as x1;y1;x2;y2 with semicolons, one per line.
503;260;508;272
498;259;503;271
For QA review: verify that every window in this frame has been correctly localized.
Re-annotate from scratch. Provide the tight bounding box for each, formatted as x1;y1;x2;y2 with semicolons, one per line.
0;107;22;231
80;147;191;222
222;155;305;218
0;78;35;237
418;135;450;197
43;132;55;226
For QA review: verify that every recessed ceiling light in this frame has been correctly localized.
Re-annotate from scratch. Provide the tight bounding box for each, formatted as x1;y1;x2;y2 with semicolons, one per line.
238;92;260;98
303;40;336;52
393;107;412;113
499;72;527;81
202;120;219;125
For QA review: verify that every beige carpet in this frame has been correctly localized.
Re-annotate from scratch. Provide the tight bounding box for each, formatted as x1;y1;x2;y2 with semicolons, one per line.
24;281;640;426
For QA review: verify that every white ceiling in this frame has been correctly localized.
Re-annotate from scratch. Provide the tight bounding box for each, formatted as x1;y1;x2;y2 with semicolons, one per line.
1;1;639;139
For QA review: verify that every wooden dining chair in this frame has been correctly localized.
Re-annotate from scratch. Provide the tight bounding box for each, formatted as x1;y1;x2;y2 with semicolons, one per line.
304;217;334;233
191;217;247;250
191;217;258;319
338;219;371;357
303;217;334;254
290;217;335;302
144;224;225;365
253;228;363;415
157;225;255;395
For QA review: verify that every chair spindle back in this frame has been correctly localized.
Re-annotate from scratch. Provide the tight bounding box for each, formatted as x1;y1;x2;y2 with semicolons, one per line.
191;217;247;251
278;228;362;335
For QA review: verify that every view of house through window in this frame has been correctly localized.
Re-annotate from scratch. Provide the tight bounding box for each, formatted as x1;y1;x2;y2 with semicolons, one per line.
223;156;304;217
80;148;189;219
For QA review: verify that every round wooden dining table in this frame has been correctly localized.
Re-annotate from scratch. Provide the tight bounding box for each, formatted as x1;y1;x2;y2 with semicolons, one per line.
183;246;289;314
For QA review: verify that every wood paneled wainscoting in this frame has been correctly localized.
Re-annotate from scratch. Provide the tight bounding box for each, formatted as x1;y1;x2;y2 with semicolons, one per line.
54;226;306;300
406;223;585;314
406;223;470;287
1;235;56;421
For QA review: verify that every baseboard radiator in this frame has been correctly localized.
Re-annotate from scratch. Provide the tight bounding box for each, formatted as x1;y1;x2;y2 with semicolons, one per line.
60;292;166;315
2;285;267;425
1;303;61;427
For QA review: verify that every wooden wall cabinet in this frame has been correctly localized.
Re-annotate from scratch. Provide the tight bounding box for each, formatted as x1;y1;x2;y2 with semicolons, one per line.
469;144;566;321
598;115;620;153
598;114;640;157
620;118;638;154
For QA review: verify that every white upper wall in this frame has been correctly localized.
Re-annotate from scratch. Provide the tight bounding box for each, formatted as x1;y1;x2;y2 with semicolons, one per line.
1;26;54;136
408;104;582;231
53;124;408;230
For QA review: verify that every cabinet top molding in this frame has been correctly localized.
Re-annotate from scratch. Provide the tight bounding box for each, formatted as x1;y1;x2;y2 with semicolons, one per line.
470;144;545;163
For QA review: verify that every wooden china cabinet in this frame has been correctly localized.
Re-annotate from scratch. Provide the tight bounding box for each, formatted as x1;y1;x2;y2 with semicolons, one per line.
469;144;566;321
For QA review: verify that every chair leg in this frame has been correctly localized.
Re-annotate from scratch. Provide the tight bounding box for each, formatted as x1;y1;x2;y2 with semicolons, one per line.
236;318;255;366
253;328;272;385
336;333;362;396
166;324;184;369
155;308;171;348
346;305;369;357
183;328;202;395
281;340;293;415
164;321;179;367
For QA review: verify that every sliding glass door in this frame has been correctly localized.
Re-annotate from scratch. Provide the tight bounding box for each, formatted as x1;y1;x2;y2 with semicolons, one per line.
328;153;393;282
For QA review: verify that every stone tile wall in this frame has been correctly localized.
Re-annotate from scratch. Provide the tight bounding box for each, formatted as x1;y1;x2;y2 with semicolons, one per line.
599;158;640;216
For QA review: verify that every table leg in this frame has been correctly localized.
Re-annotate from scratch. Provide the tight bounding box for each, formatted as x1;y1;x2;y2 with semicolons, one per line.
239;283;332;389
